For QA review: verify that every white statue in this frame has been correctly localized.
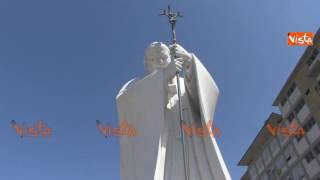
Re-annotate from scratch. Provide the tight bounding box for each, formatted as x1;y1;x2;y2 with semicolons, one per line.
116;42;231;180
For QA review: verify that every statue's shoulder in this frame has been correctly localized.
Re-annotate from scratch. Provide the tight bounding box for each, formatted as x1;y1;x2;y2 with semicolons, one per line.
116;78;140;99
116;71;164;99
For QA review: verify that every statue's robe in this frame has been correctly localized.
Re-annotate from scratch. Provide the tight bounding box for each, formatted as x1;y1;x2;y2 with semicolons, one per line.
116;54;231;180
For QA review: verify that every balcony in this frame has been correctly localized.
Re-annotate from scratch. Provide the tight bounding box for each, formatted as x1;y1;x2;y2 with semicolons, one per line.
256;158;264;175
283;174;293;180
279;154;288;174
284;144;297;167
289;87;301;105
260;173;268;180
308;53;320;77
278;134;289;147
297;104;311;124
248;164;258;180
287;155;297;167
294;137;309;155
262;149;272;167
270;139;280;157
279;101;291;117
292;163;307;180
303;158;320;178
306;123;320;143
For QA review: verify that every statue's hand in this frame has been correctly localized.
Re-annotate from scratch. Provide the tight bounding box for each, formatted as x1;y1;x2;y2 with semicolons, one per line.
169;44;192;67
164;58;183;80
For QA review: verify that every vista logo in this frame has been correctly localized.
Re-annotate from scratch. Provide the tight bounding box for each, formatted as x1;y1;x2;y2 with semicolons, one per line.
288;32;313;46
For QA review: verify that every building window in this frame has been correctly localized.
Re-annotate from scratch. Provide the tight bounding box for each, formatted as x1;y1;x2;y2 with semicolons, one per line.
266;164;280;180
306;48;319;66
315;81;320;95
305;151;315;163
305;89;310;95
303;117;316;133
296;134;303;142
284;144;296;164
313;141;320;155
294;99;305;114
281;97;288;106
285;174;293;180
275;154;286;173
288;113;295;123
287;83;297;97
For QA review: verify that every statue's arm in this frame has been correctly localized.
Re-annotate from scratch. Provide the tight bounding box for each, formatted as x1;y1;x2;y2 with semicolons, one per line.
162;58;184;105
168;44;200;108
162;60;182;82
184;53;195;84
168;43;194;83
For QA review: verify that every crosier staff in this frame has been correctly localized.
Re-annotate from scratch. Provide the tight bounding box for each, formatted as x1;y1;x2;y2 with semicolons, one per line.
160;5;189;180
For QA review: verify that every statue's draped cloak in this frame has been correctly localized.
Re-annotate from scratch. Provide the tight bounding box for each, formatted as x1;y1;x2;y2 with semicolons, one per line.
116;55;231;180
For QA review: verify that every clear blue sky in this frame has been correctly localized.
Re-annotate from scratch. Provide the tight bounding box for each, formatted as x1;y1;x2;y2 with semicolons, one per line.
0;0;319;179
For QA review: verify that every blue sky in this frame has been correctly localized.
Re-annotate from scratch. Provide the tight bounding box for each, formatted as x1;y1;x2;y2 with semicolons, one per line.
0;0;319;179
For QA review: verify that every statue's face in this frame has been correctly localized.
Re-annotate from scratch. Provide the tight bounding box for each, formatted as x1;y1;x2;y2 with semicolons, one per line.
144;42;171;73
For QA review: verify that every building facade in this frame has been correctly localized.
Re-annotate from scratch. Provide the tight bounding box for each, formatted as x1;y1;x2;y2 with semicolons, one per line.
239;29;320;180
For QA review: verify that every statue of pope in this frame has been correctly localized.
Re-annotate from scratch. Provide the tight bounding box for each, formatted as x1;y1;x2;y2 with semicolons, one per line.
116;42;231;180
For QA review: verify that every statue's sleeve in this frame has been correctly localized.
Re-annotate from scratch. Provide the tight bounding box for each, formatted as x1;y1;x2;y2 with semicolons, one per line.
184;54;200;112
184;53;219;123
184;54;231;180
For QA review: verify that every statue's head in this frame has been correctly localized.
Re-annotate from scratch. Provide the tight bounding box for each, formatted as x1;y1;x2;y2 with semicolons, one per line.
144;42;170;73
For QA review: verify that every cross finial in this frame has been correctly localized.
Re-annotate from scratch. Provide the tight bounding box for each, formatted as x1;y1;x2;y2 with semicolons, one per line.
160;5;182;44
160;5;182;21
